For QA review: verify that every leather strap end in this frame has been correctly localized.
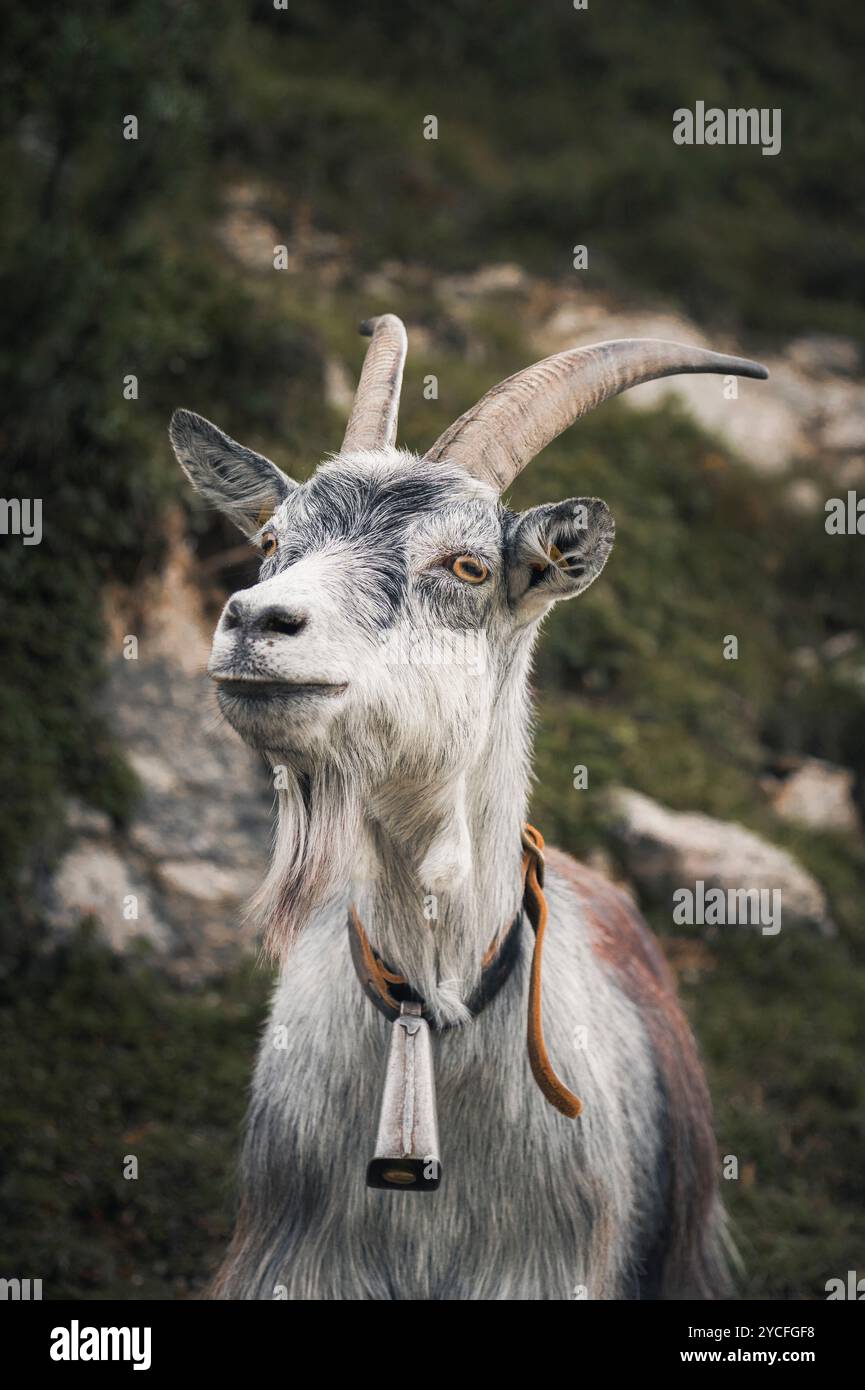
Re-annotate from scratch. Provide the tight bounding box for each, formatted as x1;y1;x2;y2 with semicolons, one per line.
523;840;583;1120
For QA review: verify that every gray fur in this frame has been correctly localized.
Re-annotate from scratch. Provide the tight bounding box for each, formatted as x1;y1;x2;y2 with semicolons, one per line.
222;874;664;1300
170;415;726;1301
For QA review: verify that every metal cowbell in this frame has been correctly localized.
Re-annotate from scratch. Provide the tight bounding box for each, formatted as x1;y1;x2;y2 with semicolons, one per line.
367;1002;441;1191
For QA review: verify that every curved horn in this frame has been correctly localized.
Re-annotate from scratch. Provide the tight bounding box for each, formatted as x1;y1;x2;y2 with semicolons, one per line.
341;313;408;452
423;338;769;491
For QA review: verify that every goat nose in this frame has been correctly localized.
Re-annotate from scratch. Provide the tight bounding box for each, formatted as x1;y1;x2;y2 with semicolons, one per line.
221;599;308;637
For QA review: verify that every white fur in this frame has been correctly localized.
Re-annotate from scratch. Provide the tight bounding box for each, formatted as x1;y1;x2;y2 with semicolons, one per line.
169;432;725;1300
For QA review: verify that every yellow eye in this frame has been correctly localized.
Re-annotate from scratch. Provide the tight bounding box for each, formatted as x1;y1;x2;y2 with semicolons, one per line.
448;553;489;584
260;533;278;559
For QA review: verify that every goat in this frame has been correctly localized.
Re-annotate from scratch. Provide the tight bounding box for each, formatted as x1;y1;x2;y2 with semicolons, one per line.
170;318;767;1300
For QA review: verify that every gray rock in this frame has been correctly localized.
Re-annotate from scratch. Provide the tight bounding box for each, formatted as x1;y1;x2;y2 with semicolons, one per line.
820;405;865;453
157;858;258;904
50;844;172;952
441;262;529;301
787;334;861;378
65;799;114;838
79;542;276;970
769;759;861;835
607;788;831;933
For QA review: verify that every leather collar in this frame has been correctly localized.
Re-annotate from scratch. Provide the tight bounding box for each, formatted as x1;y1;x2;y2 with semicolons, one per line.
348;903;523;1030
347;824;583;1119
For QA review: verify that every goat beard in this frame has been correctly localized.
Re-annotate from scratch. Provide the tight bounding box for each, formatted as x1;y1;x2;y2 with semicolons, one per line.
250;758;363;958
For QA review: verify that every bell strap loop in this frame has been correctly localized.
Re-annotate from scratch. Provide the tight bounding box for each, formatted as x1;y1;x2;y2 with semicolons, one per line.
521;825;583;1118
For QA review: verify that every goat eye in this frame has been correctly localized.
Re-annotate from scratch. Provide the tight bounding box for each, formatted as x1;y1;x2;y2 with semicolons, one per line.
448;553;489;584
260;533;278;559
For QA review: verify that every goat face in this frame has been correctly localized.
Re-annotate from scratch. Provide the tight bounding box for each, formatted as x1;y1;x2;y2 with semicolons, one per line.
169;409;614;770
170;322;766;774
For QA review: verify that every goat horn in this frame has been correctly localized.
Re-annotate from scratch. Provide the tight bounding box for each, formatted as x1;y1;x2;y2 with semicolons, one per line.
423;338;769;491
341;313;408;452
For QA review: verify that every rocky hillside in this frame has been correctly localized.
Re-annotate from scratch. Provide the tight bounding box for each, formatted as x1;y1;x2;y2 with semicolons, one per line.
43;246;865;979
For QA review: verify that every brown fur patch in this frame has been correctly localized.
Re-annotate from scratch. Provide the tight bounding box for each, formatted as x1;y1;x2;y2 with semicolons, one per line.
547;847;727;1298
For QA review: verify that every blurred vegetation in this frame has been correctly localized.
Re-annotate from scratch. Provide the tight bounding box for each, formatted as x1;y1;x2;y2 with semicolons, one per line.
0;928;270;1298
1;0;863;1299
241;0;865;342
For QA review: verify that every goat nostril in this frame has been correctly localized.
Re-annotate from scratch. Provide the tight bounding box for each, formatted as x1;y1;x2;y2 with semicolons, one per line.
268;614;306;637
223;600;244;631
257;607;307;637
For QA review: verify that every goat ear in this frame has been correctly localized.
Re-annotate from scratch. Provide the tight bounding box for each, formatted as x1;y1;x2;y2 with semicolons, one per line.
169;409;295;537
508;497;615;621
